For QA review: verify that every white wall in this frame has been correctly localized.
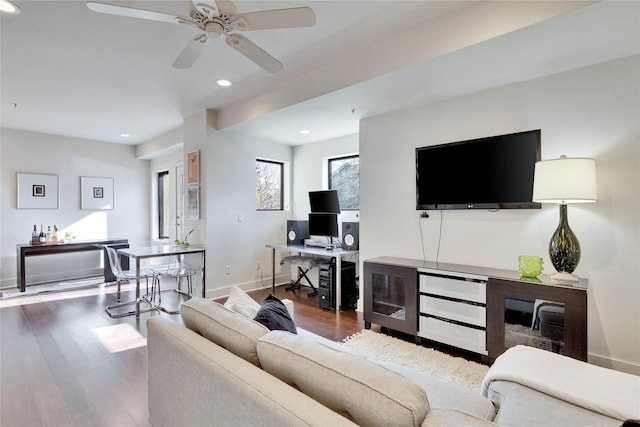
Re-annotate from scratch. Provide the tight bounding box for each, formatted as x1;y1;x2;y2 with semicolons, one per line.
0;128;150;288
201;122;294;299
360;55;640;373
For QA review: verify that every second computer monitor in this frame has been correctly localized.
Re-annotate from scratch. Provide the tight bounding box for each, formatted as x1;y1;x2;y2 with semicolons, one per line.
308;213;339;238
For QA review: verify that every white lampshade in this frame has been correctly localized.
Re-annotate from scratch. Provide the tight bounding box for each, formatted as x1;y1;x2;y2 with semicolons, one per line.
533;156;597;204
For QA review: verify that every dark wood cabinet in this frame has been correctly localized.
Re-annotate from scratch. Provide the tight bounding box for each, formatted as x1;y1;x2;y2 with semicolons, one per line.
487;277;587;362
363;260;418;336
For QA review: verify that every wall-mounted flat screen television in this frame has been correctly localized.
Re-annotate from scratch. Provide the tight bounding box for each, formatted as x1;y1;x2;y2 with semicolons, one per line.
309;190;341;214
416;130;542;210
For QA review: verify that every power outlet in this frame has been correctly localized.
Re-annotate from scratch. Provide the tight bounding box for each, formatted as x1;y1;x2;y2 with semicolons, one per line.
225;265;231;275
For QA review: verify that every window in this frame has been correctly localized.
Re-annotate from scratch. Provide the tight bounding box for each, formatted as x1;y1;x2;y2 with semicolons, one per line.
158;171;170;239
328;155;359;210
256;159;284;210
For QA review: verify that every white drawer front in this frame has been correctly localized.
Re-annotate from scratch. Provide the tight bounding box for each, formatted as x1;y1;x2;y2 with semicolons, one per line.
418;316;487;355
420;295;486;327
419;274;486;304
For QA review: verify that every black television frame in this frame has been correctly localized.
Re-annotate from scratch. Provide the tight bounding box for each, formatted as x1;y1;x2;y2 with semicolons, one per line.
416;130;542;211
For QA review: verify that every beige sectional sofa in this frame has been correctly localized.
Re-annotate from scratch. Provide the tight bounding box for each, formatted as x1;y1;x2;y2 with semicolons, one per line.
147;296;639;426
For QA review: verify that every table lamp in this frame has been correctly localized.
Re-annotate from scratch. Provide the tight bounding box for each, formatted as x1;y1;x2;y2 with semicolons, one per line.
532;155;597;283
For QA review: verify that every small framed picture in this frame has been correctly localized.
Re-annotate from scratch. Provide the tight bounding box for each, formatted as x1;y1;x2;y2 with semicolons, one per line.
187;185;199;220
81;177;114;210
187;150;200;185
17;173;59;209
32;185;46;197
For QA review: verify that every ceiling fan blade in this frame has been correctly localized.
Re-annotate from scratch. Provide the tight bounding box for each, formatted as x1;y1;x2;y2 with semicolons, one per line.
215;0;237;16
192;1;218;18
232;7;316;31
225;34;282;73
86;2;183;24
173;35;207;69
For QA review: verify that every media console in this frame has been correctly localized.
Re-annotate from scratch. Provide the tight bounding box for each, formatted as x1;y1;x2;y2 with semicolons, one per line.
363;257;587;362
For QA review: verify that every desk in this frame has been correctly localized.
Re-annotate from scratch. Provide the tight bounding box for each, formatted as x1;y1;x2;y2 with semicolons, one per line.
16;238;129;292
118;245;206;318
266;243;358;310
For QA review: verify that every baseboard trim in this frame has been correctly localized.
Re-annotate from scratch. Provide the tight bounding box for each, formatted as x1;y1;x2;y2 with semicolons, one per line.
204;273;291;300
588;352;640;375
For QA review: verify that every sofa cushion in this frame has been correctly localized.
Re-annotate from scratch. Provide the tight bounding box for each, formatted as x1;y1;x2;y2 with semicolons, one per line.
181;297;269;366
253;294;297;334
377;361;496;421
223;285;261;318
257;330;430;427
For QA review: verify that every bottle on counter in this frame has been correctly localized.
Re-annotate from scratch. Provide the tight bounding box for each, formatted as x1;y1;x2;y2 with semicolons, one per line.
39;224;45;242
31;225;38;244
46;226;52;241
51;225;58;241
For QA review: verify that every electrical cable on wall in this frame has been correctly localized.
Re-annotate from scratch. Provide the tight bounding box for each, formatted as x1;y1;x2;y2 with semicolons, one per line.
419;210;444;266
419;214;427;262
436;210;443;266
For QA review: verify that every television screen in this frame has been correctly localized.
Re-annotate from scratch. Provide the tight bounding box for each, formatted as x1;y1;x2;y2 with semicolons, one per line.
416;130;542;210
308;213;339;237
309;190;341;213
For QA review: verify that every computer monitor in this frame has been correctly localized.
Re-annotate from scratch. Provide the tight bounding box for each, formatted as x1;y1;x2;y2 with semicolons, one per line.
308;213;339;238
309;190;340;214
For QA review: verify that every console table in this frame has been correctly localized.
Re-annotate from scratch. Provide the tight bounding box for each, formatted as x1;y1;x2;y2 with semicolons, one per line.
363;256;588;362
16;238;129;292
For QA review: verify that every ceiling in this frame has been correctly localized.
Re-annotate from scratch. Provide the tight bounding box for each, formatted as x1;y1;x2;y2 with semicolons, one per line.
1;1;639;148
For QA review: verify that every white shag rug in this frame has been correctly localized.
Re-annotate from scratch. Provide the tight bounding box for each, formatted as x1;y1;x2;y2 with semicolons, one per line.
343;329;489;391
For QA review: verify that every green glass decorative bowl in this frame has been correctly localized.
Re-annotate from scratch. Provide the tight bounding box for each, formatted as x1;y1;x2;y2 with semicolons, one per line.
518;255;543;278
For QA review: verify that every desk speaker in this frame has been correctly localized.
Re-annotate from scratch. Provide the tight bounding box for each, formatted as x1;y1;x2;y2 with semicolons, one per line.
287;220;309;245
342;222;359;250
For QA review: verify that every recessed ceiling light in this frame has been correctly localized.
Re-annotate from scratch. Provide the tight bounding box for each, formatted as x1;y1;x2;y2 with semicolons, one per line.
216;79;232;87
0;0;20;14
299;129;311;134
120;133;130;138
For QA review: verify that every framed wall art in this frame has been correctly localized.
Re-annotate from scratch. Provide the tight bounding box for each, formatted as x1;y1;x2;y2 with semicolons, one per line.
17;173;59;209
81;176;115;210
187;149;200;184
187;185;199;220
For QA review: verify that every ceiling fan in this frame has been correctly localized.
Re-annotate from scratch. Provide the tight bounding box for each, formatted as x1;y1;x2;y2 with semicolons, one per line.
86;0;316;72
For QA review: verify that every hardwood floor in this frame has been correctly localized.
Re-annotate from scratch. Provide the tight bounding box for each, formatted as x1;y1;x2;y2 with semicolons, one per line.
0;281;365;427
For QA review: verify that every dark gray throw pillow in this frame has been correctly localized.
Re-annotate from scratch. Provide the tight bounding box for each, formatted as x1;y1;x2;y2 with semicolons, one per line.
253;294;297;334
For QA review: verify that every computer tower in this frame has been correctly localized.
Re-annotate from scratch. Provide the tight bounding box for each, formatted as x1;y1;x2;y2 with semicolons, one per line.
318;260;357;310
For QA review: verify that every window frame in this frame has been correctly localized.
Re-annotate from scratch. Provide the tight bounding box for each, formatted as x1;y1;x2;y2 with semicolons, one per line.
328;154;360;211
256;158;285;211
157;170;170;239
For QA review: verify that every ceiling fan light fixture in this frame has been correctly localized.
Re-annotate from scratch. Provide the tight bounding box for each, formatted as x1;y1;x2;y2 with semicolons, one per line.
0;0;20;14
204;20;224;38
